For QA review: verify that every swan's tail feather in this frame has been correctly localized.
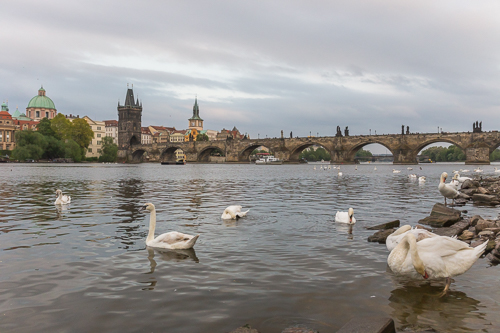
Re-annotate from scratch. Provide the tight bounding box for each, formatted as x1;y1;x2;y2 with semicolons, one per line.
236;209;250;218
474;241;488;258
186;235;199;249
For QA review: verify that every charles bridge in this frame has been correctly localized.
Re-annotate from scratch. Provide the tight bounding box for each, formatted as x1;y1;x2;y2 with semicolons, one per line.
119;131;500;165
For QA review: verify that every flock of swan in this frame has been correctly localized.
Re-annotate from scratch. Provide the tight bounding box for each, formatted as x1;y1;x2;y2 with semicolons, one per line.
53;164;489;297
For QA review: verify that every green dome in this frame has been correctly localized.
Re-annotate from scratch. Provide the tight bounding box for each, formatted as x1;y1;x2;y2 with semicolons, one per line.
27;86;56;110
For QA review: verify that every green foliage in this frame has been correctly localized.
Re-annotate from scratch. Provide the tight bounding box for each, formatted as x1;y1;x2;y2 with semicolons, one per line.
64;139;83;162
98;136;118;162
421;145;465;162
37;118;56;137
490;149;500;161
44;136;66;159
50;113;73;140
72;118;94;153
299;147;331;161
196;133;209;141
12;130;48;161
355;148;373;157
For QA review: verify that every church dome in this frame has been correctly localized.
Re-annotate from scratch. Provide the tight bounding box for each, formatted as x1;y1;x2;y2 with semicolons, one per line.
27;86;56;110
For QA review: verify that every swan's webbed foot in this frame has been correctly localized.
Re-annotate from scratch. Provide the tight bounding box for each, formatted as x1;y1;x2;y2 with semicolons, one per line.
438;277;452;298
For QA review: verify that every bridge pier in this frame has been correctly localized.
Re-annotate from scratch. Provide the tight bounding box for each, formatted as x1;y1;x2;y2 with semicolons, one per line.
331;150;356;164
465;147;490;165
392;149;418;165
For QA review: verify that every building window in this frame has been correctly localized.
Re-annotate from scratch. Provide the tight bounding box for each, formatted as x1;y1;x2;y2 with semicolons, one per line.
97;134;101;138
36;111;40;118
97;141;101;145
97;149;101;153
45;112;49;118
97;127;101;130
88;148;92;152
0;133;2;141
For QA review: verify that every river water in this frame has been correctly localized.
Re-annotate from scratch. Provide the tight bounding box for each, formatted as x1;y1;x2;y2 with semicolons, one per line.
0;163;499;333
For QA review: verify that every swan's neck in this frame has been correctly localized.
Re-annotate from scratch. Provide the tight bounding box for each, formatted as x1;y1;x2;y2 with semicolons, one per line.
406;234;426;277
147;210;156;243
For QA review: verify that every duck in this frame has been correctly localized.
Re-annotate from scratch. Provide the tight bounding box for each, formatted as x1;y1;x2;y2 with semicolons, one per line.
438;172;469;205
54;189;71;205
387;231;487;296
140;203;199;249
221;205;250;219
335;208;356;224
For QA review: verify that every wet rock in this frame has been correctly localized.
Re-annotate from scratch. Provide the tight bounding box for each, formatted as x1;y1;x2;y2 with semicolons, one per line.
229;325;260;333
368;229;396;244
485;228;500;235
418;203;462;228
415;225;432;231
478;230;495;238
472;193;497;204
458;230;475;240
487;240;497;252
432;220;470;237
470;215;483;226
475;220;497;233
366;220;400;230
486;252;500;265
477;187;490;194
461;188;477;196
462;179;479;189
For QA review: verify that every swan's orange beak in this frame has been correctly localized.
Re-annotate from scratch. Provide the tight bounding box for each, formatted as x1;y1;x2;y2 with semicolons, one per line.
423;271;429;279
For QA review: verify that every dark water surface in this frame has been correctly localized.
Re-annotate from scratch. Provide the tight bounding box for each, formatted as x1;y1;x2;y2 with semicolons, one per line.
0;163;499;332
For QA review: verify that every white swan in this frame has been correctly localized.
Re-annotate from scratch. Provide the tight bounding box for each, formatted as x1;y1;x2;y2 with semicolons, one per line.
335;208;355;224
140;203;199;249
418;176;426;183
454;173;472;183
438;172;469;205
221;205;249;219
386;225;443;252
387;231;487;296
407;167;413;170
392;169;401;173
448;174;460;190
474;167;483;173
408;174;417;179
461;169;470;172
495;167;500;173
374;166;377;171
54;189;71;205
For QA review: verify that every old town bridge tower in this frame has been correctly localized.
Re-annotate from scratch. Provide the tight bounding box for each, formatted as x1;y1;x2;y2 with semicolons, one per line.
118;86;142;149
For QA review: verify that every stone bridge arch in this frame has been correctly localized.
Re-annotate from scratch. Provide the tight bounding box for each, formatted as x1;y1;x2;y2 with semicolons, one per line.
160;146;183;162
130;148;147;163
198;146;226;162
288;142;332;162
239;142;277;162
346;141;395;161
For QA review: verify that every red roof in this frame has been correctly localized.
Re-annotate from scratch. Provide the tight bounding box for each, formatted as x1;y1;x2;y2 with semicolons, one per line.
104;120;118;126
0;111;12;119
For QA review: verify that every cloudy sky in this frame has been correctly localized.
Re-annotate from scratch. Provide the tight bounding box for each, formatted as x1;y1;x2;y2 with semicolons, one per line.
2;0;500;150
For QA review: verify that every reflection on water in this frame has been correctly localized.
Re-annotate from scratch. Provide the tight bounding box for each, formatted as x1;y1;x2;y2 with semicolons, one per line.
0;163;499;332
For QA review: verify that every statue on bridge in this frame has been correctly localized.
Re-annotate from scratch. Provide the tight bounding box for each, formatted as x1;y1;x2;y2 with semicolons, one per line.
344;126;349;136
336;126;343;137
473;121;483;133
401;125;404;135
406;126;409;135
290;131;293;138
281;130;284;139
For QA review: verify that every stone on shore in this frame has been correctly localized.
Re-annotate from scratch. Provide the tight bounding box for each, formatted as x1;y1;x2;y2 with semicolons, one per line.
366;220;400;230
229;325;260;333
418;203;461;227
368;229;396;244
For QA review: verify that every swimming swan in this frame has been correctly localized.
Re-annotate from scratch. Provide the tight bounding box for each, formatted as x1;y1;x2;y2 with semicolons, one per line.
335;208;356;224
140;203;199;249
438;172;469;205
221;205;249;219
387;232;487;296
54;189;71;205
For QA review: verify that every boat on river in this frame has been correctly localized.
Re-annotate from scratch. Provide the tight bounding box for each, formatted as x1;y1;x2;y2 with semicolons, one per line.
255;155;283;165
161;160;186;165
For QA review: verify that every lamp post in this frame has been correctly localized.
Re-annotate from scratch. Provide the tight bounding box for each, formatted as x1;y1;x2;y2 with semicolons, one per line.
258;133;260;139
370;129;371;135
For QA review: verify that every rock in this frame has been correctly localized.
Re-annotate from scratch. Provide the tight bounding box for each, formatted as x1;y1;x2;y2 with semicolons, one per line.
458;230;475;240
432;220;470;238
472;193;497;204
486;240;497;252
470;215;483;226
415;225;432;231
461;188;477;196
477;187;490;194
229;325;260;333
462;179;479;189
478;230;495;238
486;253;500;265
418;203;462;227
475;220;497;233
368;229;396;244
485;227;500;235
366;220;400;230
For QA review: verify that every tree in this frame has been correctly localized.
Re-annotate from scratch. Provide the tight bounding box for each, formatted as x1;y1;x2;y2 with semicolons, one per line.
43;136;65;159
355;148;373;157
196;133;209;141
421;145;465;162
37;118;56;137
71;118;94;155
50;113;73;140
99;136;118;162
64;139;83;162
491;149;500;161
12;130;48;161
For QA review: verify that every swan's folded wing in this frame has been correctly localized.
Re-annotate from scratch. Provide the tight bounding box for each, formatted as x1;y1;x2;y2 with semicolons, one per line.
418;236;471;257
156;232;191;245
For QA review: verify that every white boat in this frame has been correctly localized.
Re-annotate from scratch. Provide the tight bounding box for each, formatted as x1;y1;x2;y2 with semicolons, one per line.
255;155;283;165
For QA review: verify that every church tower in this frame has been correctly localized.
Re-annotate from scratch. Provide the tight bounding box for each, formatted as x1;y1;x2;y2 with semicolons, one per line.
188;97;203;131
118;86;142;148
